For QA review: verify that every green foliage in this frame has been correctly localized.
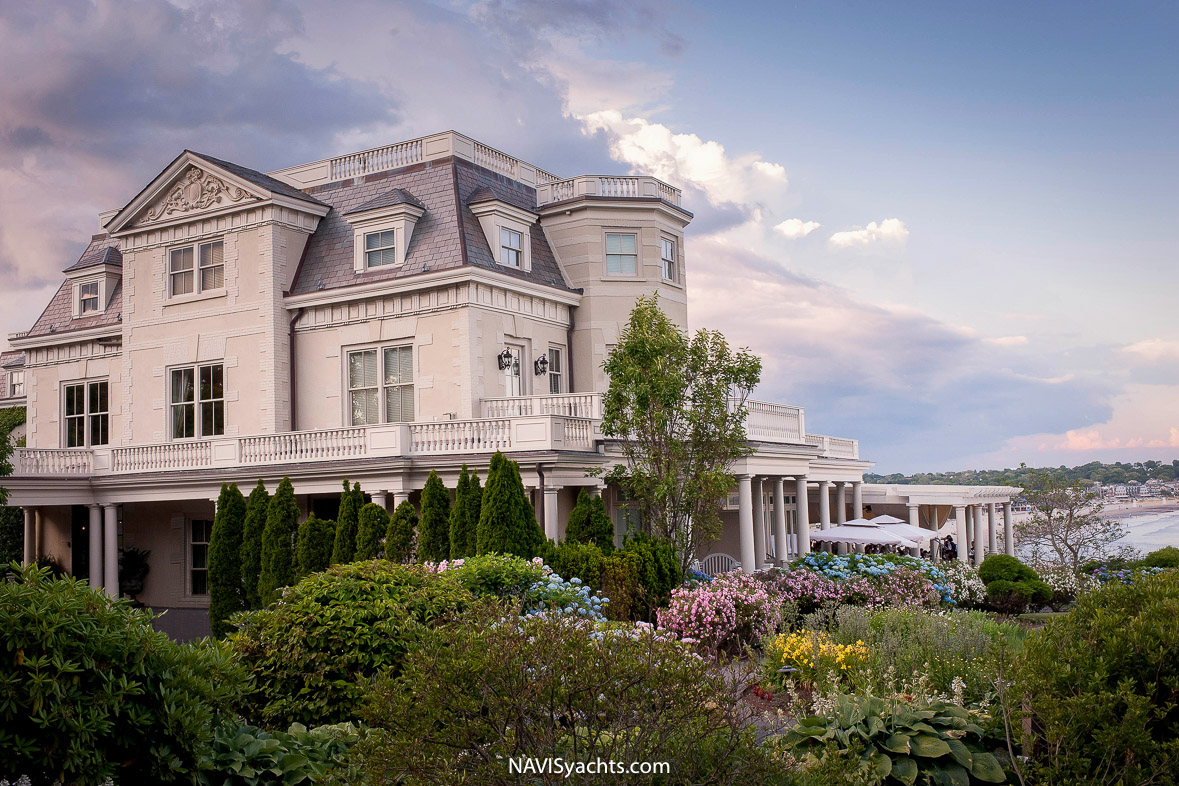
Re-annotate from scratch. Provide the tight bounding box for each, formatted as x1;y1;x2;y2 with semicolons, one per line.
1142;545;1179;569
241;480;270;610
599;550;643;621
229;560;475;727
330;480;362;566
537;539;606;589
564;488;615;552
442;552;547;599
258;477;298;605
385;501;417;563
0;505;21;565
294;514;336;582
209;482;248;638
978;555;1050;614
0;564;243;785
1017;570;1179;784
417;471;451;562
359;603;771;785
354;503;389;561
476;451;543;559
198;721;360;786
447;465;480;559
600;294;762;571
785;694;1012;785
0;405;20;508
620;531;682;621
866;458;1179;486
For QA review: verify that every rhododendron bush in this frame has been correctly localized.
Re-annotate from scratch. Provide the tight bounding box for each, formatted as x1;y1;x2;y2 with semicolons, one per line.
657;571;779;652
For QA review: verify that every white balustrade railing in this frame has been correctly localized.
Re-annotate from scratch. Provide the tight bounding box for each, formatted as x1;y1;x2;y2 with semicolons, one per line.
561;418;594;449
15;448;93;475
473;141;518;178
240;427;367;464
803;434;860;460
113;442;211;472
329;139;423;180
482;393;602;419
535;174;682;207
737;399;805;443
410;420;512;454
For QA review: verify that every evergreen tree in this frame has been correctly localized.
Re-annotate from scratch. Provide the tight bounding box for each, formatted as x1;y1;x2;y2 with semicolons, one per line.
0;506;22;566
331;480;363;565
294;514;336;581
588;495;614;552
418;471;452;562
448;465;481;559
355;503;390;560
241;480;269;609
208;483;247;638
258;477;298;604
477;451;543;558
385;500;418;563
563;488;616;553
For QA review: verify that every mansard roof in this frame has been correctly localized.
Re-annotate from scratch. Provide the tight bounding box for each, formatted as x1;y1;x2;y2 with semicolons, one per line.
290;157;571;295
25;235;124;340
344;188;424;215
63;234;122;273
0;351;22;370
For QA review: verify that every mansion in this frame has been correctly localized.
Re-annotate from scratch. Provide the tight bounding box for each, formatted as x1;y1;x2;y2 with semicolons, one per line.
2;131;1018;636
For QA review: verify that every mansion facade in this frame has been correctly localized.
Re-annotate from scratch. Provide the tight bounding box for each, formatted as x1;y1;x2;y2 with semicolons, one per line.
3;131;1017;636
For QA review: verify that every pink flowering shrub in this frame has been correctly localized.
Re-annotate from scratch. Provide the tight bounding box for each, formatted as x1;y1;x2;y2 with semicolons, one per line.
657;571;780;653
773;570;845;614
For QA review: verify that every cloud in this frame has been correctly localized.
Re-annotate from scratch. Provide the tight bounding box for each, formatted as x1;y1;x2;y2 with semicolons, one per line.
984;335;1029;347
774;218;821;239
1122;338;1179;364
829;218;910;248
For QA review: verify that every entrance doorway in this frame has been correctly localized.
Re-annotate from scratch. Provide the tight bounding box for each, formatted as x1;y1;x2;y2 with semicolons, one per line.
70;505;90;580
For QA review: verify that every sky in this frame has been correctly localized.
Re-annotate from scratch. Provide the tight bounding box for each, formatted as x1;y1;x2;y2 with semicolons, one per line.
0;0;1176;473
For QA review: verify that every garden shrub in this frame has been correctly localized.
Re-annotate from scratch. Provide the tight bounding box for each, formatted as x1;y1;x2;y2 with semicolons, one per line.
241;480;270;609
658;570;780;652
536;539;605;588
476;451;543;558
619;531;681;621
384;500;417;563
294;514;335;581
790;552;954;606
416;470;451;562
1141;545;1179;569
768;629;870;694
563;487;615;552
447;465;480;559
1036;564;1099;610
359;603;775;785
330;480;362;565
0;565;242;785
978;554;1050;614
198;721;360;786
258;477;298;604
1017;570;1179;784
439;552;546;600
784;693;1012;785
354;503;388;561
1090;564;1167;585
229;560;475;727
209;482;247;638
599;550;643;621
939;561;988;608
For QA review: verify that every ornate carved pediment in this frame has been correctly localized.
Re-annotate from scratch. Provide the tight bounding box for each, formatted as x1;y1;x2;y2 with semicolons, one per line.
136;166;256;226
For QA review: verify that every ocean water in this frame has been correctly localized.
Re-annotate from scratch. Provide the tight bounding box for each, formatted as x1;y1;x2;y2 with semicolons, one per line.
1111;509;1179;553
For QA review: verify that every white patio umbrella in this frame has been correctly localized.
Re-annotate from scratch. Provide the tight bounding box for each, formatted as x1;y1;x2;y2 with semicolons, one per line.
868;514;939;543
809;520;919;549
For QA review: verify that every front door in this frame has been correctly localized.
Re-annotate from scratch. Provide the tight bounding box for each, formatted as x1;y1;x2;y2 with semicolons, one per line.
71;505;90;579
504;346;523;396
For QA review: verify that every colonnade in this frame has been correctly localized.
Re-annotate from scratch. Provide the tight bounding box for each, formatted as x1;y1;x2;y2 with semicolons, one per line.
735;475;866;572
950;501;1015;564
22;504;121;599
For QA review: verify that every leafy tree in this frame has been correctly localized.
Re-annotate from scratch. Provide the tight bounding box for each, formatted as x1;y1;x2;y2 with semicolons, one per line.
241;480;270;610
258;477;298;604
477;451;543;559
294;514;336;581
208;483;247;638
564;488;615;552
355;503;389;561
600;294;761;571
449;465;481;559
385;501;418;563
331;480;363;565
0;407;18;558
1017;471;1130;569
418;471;452;562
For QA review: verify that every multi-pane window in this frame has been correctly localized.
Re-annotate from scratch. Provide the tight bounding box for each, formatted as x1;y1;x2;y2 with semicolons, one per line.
661;237;676;281
500;228;522;267
169;239;224;297
190;519;213;595
606;233;637;274
9;370;24;398
365;230;397;268
348;345;414;426
548;347;563;394
63;380;108;448
170;364;224;439
80;282;100;314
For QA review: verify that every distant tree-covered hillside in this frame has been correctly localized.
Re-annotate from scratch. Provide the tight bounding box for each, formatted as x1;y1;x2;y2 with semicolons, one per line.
866;459;1179;487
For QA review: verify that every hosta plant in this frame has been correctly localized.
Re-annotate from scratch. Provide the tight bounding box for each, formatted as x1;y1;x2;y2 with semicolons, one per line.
198;722;360;786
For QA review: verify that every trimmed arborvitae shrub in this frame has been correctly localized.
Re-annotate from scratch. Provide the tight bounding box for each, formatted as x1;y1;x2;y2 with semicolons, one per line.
418;471;452;562
258;477;299;604
294;514;336;581
331;480;363;565
386;500;418;563
564;489;615;553
208;482;247;638
477;451;543;559
979;553;1051;614
241;480;269;610
449;465;481;559
356;503;390;560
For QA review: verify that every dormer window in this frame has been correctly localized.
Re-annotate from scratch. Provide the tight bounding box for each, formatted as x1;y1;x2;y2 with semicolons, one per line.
500;228;523;267
80;282;100;314
8;370;24;398
169;239;224;298
365;230;397;268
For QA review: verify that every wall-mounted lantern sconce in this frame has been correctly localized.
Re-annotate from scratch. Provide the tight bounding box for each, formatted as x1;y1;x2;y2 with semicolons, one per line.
497;348;514;371
534;354;549;376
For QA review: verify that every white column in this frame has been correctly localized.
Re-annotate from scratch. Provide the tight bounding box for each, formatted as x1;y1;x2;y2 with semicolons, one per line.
835;482;848;524
738;475;756;571
795;476;811;555
392;491;410;506
852;481;863;519
88;504;103;590
589;483;605;498
818;481;832;529
372;492;388;510
773;477;788;564
751;477;766;568
102;504;119;598
973;505;985;567
965;505;974;550
543;486;561;541
1003;502;1014;556
954;505;968;563
22;508;36;565
987;503;998;554
907;503;921;557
